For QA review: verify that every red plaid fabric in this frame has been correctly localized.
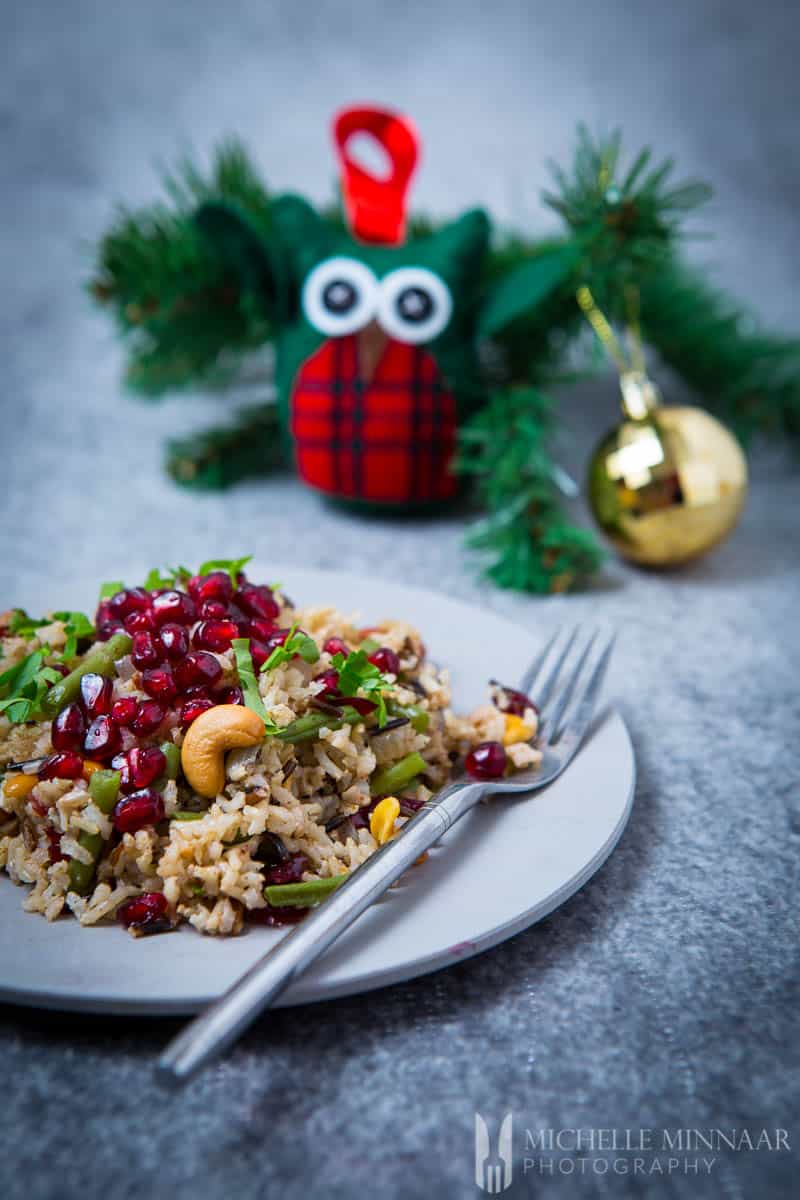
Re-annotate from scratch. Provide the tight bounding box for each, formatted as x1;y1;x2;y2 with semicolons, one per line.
290;335;459;504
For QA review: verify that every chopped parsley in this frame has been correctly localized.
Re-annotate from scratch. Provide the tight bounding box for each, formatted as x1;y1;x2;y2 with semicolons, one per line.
231;638;277;732
99;580;124;600
6;610;49;639
261;623;319;672
52;611;95;659
0;650;64;724
142;565;191;590
198;556;252;587
332;649;391;726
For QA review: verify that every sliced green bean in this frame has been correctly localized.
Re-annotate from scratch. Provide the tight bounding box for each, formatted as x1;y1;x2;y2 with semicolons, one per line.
42;633;132;717
155;741;181;789
386;699;429;734
264;874;349;908
370;751;427;797
88;769;120;815
171;810;206;821
68;830;103;895
275;706;362;744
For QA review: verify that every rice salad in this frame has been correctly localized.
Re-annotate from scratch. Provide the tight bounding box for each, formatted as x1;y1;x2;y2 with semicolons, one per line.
0;560;541;937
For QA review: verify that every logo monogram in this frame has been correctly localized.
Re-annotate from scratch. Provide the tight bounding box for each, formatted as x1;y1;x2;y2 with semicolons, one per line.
475;1112;513;1193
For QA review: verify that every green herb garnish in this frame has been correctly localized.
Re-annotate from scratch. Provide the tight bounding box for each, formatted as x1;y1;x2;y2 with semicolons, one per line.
52;611;95;659
6;610;49;639
142;564;191;590
198;556;252;587
231;638;276;730
0;650;64;724
261;622;319;672
99;580;124;600
332;649;391;726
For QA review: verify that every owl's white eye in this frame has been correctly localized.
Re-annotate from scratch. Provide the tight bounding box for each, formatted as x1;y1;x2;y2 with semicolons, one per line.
301;256;379;336
377;267;452;344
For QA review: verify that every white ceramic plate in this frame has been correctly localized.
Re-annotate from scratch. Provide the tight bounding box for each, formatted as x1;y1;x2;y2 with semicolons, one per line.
0;567;634;1013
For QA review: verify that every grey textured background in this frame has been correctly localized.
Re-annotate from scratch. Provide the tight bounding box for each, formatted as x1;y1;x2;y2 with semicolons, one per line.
1;1;799;1197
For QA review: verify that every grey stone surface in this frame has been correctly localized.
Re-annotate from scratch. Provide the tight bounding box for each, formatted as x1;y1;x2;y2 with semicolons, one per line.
1;1;798;1197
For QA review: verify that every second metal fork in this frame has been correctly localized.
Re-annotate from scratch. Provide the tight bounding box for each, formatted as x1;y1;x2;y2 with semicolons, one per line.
159;626;615;1083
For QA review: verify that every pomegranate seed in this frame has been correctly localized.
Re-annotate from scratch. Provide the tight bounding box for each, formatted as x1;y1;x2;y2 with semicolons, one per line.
83;714;122;760
96;620;124;641
141;668;177;703
129;700;165;737
51;702;86;751
109;587;152;620
182;685;211;700
38;752;84;781
117;891;170;934
174;651;222;691
188;571;234;605
124;609;156;634
198;599;228;620
218;685;243;705
45;827;65;863
151;590;196;627
110;697;139;727
265;629;291;650
116;746;167;793
491;682;538;718
368;647;400;676
264;852;308;885
79;673;113;717
180;697;215;727
49;662;70;679
465;741;507;781
157;623;189;661
245;617;276;642
314;668;340;695
249;639;270;670
95;600;113;626
323;637;348;657
248;905;308;926
112;788;165;834
131;631;163;670
234;586;279;622
192;619;239;652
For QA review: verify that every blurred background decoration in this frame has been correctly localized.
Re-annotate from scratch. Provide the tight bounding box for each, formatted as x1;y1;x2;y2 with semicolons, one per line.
92;119;797;590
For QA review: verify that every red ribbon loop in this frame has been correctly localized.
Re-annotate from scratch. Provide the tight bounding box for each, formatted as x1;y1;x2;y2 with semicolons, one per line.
333;105;420;246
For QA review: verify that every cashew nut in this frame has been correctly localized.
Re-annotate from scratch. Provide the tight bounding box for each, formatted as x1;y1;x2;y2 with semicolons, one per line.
181;705;264;799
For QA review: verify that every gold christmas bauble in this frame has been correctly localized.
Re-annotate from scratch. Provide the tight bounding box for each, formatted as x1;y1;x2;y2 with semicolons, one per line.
587;373;748;567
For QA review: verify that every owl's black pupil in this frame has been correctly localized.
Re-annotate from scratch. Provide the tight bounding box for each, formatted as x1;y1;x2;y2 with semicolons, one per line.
396;286;434;323
322;280;357;314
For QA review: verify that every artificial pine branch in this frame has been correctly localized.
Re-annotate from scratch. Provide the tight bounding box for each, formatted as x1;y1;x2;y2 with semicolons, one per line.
639;259;800;440
166;401;283;489
92;142;278;392
457;388;604;594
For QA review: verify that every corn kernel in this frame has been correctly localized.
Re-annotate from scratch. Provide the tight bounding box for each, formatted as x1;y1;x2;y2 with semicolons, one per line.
3;773;38;801
370;796;401;845
502;713;534;746
82;760;104;778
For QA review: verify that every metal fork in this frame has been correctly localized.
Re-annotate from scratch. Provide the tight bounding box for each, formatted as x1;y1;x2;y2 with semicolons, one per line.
158;626;615;1083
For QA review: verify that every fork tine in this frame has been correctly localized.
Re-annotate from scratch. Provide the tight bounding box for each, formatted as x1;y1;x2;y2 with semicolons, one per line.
540;630;599;742
557;632;616;748
516;627;562;698
529;626;581;711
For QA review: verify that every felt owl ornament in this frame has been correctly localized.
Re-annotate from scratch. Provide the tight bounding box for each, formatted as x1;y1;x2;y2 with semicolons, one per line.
188;105;563;508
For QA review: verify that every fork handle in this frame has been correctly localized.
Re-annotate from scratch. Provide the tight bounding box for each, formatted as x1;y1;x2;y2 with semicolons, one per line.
158;779;486;1082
